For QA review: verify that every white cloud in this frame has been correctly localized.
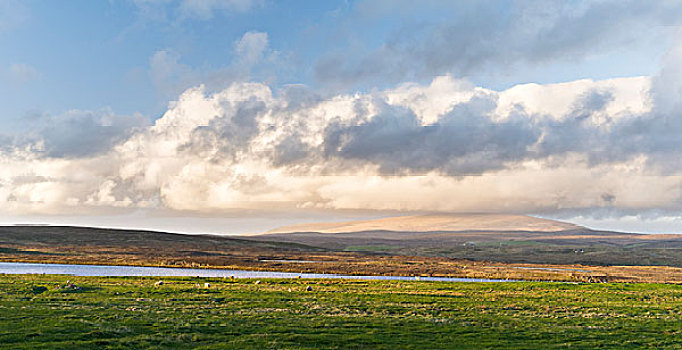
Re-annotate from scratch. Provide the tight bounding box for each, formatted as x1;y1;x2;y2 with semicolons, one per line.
495;77;651;120
3;70;682;218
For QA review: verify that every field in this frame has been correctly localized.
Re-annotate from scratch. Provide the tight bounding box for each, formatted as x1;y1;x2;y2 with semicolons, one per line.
1;274;682;349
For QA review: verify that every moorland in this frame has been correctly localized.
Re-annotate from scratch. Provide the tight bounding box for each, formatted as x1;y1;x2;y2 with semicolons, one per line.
3;214;682;283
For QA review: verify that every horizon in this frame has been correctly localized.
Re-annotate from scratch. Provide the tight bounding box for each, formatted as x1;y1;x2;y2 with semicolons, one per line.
2;212;682;236
2;1;682;233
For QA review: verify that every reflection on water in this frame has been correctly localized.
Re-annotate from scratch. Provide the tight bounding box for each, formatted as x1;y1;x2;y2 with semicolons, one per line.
0;262;512;283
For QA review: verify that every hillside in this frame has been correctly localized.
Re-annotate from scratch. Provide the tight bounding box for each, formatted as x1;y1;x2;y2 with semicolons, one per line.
0;225;324;269
267;214;579;234
255;214;682;267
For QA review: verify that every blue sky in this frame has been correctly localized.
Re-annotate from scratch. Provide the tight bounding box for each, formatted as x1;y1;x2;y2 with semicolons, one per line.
1;1;335;126
3;0;682;233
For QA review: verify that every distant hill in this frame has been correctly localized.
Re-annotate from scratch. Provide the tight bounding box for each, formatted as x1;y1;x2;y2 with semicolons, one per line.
257;213;617;250
266;214;580;234
3;215;682;268
253;214;682;266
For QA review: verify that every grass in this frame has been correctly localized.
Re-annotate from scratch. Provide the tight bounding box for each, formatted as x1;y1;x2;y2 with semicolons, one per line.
474;240;545;247
343;244;399;252
1;275;681;349
0;247;56;255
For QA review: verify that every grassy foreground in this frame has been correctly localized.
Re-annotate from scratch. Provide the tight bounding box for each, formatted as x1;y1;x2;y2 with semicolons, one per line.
1;275;681;349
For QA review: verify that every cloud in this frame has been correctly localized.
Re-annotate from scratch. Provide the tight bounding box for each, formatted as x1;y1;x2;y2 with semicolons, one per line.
6;31;682;219
35;109;149;158
234;31;269;69
322;95;540;175
651;38;682;116
2;68;681;217
5;2;682;227
0;108;148;159
314;0;682;88
149;49;197;98
148;31;276;99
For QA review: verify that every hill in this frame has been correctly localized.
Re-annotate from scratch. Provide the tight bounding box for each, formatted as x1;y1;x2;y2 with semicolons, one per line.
0;225;322;268
267;214;579;234
255;214;682;267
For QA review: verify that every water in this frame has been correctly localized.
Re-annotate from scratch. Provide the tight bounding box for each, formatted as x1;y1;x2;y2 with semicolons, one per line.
0;262;512;283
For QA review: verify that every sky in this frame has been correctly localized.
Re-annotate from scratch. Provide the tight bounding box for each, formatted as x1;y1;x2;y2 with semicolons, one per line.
2;0;682;234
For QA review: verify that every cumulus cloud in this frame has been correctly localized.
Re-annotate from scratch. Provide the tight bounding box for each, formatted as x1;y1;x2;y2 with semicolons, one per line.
5;1;682;229
0;109;148;160
35;109;149;158
3;33;682;217
322;95;540;175
2;63;682;218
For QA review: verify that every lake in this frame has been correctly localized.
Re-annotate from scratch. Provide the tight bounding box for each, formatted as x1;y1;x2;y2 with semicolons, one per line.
0;262;512;282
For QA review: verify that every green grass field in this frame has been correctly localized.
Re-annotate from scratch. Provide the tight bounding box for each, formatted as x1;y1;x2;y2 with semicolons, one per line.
1;275;681;349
